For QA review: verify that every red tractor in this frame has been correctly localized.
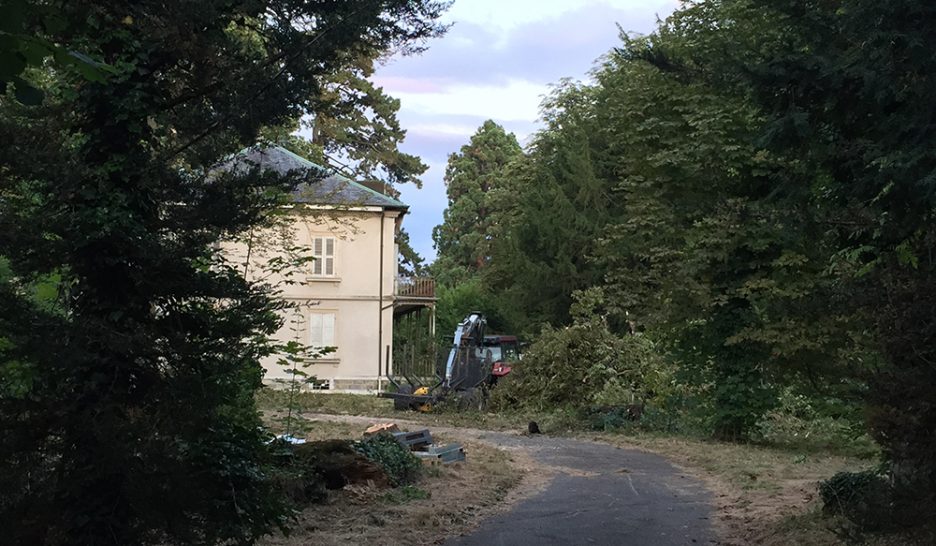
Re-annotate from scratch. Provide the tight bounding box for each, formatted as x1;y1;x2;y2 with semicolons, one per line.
482;335;521;383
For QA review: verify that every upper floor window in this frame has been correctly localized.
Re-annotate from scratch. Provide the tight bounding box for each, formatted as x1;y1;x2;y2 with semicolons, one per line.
312;236;335;277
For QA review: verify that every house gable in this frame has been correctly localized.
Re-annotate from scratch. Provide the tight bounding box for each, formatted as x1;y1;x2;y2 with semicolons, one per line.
221;144;409;211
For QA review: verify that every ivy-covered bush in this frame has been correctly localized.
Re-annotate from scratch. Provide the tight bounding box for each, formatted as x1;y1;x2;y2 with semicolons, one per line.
354;433;422;487
268;441;329;506
269;438;392;506
820;468;936;534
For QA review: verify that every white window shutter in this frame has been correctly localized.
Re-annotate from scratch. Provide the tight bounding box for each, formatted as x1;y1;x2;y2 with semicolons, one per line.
309;313;336;352
312;237;323;275
310;237;335;277
322;313;335;346
325;238;335;276
309;313;323;347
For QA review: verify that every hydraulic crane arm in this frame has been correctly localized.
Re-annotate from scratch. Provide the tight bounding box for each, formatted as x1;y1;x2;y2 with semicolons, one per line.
443;312;485;388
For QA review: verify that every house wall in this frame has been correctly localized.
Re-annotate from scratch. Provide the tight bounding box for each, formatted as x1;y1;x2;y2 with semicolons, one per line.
221;206;400;391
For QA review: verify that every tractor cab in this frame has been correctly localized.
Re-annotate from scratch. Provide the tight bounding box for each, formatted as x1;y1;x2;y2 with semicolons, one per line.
481;335;521;379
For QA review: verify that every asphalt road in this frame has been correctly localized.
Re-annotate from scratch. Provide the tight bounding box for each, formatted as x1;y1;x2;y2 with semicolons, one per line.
446;432;715;546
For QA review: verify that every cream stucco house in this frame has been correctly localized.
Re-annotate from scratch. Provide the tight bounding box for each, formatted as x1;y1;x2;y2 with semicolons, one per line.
221;145;435;391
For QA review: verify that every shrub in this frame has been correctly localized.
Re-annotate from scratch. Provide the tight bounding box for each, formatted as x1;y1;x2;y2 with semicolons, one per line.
489;316;662;413
585;405;640;431
754;389;878;457
354;433;422;486
820;467;936;534
819;470;892;530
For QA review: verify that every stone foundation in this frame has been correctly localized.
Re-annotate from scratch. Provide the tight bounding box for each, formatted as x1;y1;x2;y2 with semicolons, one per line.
331;378;380;392
263;377;385;393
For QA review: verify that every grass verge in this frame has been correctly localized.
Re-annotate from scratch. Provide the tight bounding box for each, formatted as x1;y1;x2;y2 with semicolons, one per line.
257;388;529;431
259;409;531;546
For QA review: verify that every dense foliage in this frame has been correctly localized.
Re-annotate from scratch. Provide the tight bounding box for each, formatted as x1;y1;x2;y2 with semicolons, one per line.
729;0;936;503
489;314;660;414
0;1;445;544
431;0;936;525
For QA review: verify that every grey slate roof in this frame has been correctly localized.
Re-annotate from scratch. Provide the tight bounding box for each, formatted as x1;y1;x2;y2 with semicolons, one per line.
223;144;408;211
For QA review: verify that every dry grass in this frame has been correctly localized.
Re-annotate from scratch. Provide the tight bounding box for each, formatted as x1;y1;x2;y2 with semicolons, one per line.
257;389;396;418
258;410;537;546
256;389;529;431
263;410;363;440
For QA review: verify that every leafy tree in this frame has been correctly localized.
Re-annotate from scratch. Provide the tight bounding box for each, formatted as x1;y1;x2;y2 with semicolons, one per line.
432;120;522;274
434;277;511;339
483;15;865;439
0;1;445;544
730;0;936;508
582;38;797;438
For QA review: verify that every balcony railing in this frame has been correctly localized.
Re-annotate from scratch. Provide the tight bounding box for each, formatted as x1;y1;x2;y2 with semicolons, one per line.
395;275;435;299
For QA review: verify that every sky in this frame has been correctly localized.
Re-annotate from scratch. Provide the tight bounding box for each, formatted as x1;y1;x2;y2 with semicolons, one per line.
373;0;680;262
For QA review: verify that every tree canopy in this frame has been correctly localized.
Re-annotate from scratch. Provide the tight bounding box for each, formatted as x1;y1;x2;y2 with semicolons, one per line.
0;1;446;544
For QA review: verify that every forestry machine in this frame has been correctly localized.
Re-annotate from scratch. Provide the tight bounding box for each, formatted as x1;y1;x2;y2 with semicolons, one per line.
380;312;520;411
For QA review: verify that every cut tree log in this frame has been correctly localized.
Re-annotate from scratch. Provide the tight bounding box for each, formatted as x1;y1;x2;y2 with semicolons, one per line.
364;422;401;437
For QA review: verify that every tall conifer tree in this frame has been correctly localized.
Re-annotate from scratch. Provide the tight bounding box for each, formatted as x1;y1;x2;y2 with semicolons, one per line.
432;120;522;277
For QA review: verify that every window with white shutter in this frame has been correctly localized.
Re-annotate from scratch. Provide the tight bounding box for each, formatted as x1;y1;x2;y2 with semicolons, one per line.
311;236;336;277
309;312;336;351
